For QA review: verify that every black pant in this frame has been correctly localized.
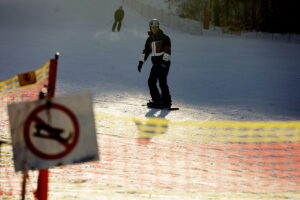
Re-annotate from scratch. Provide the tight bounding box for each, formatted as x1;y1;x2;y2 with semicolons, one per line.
112;20;122;32
148;57;171;104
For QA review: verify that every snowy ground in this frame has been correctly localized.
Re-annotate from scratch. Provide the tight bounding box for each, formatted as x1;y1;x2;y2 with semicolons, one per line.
1;0;300;122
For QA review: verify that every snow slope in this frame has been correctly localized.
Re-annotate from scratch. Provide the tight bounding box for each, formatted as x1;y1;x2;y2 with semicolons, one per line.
1;1;300;200
0;0;300;121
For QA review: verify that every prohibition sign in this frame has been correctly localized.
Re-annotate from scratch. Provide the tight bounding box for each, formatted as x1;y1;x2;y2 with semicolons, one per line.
24;103;79;160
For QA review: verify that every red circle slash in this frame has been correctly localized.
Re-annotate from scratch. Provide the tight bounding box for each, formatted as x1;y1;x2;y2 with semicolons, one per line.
24;103;79;160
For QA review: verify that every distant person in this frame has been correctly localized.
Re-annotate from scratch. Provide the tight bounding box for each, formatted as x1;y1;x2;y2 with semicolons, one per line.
112;6;124;32
137;19;172;108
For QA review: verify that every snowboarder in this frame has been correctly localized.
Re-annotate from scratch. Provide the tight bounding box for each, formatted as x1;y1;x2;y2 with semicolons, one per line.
112;6;124;32
137;19;172;108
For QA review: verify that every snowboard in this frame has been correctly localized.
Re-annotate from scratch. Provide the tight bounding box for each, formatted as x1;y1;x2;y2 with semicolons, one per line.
142;105;179;111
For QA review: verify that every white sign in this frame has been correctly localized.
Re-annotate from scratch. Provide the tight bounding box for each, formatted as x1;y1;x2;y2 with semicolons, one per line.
8;92;99;171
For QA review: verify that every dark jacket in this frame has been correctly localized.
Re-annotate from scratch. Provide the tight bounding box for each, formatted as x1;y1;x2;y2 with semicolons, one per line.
114;8;124;21
142;29;171;63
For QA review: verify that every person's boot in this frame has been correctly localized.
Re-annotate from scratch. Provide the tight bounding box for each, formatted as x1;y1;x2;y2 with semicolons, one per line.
162;102;172;108
147;101;162;108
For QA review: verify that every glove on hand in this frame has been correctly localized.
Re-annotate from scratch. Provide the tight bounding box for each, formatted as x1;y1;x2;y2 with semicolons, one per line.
137;61;143;72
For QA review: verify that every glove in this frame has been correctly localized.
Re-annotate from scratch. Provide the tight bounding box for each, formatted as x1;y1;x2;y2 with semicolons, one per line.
161;53;170;69
137;61;143;72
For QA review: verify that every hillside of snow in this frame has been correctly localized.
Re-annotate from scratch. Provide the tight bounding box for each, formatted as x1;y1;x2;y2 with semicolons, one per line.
1;1;300;200
0;0;300;121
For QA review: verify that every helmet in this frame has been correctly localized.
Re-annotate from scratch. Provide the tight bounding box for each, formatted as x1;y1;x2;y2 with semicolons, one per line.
149;19;159;28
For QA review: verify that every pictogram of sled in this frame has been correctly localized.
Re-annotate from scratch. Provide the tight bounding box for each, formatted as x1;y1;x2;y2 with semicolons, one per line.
34;123;73;144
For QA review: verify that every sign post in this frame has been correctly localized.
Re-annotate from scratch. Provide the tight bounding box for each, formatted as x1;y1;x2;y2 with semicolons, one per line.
36;53;59;200
8;53;99;199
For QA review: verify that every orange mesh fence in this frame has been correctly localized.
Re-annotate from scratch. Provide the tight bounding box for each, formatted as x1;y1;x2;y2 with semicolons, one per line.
1;110;299;199
0;61;49;199
0;61;50;132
